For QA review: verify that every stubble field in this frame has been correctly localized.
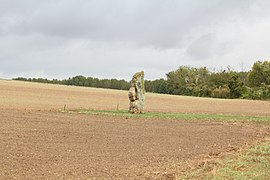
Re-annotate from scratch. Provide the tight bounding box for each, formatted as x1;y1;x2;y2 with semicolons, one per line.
0;80;269;179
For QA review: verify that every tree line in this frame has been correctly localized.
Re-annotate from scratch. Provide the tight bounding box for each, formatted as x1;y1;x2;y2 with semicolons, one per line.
13;61;270;100
13;76;131;90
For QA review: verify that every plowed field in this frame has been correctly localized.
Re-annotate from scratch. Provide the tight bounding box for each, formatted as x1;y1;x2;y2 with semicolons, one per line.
0;80;269;179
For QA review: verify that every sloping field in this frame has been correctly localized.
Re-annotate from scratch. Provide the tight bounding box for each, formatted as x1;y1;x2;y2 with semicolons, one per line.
1;80;270;116
0;80;269;179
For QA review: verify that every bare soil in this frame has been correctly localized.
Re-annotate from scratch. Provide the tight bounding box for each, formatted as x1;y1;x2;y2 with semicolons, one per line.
1;80;270;116
0;80;269;179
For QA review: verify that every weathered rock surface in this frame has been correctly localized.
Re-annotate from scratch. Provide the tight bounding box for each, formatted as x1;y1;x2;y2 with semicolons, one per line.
128;71;145;113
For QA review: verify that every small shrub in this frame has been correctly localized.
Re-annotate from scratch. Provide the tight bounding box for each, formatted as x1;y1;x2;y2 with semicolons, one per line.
211;85;231;99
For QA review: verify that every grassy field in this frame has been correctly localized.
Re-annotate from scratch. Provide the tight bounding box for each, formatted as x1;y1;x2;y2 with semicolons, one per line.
178;141;270;179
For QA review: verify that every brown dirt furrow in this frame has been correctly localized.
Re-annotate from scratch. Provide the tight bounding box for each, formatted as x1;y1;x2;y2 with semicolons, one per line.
0;109;267;179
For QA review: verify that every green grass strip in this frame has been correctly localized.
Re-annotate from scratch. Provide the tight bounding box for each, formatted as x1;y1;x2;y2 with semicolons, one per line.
178;141;270;179
75;109;270;123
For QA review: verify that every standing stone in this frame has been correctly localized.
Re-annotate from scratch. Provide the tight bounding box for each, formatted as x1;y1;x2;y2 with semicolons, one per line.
128;71;145;113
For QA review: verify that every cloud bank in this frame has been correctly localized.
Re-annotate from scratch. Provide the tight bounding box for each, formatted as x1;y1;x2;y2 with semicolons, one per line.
1;0;270;80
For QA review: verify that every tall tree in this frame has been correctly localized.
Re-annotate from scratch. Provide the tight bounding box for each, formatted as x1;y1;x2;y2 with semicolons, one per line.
166;66;210;95
248;61;270;87
228;74;244;98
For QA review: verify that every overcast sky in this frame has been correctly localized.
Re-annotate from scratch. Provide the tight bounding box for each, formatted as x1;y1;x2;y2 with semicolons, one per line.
1;0;270;80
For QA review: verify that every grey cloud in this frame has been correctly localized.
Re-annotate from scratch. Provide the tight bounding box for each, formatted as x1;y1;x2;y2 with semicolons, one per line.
186;34;232;60
1;0;270;80
4;0;266;48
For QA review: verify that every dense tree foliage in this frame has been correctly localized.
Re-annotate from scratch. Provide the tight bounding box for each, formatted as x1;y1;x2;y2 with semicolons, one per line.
166;66;210;96
14;76;130;90
247;61;270;87
13;61;270;100
145;79;168;94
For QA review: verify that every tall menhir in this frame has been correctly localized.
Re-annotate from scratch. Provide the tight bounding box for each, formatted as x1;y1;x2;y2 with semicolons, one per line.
128;71;145;114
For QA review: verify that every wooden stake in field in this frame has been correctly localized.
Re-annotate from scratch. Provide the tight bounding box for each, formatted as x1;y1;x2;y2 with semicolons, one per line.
128;71;145;114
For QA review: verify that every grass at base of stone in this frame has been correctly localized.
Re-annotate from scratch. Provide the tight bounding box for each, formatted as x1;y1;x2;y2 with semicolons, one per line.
73;109;270;124
178;141;270;179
